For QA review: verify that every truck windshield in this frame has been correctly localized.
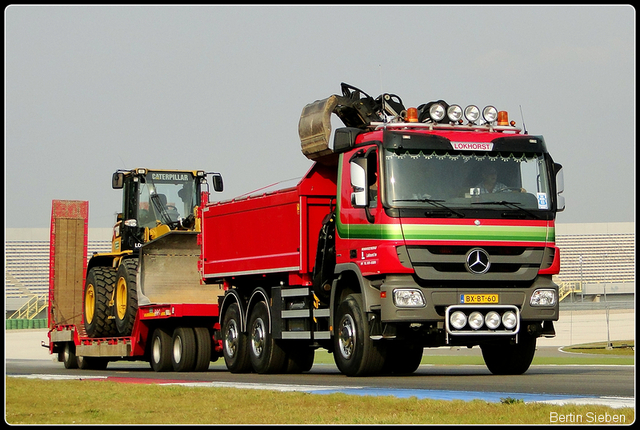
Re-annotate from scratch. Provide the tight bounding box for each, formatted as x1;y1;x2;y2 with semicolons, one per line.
137;172;197;227
383;149;551;213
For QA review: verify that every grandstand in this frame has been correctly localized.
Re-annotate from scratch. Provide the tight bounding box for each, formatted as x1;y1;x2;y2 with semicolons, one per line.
5;228;112;316
553;222;635;305
4;223;636;316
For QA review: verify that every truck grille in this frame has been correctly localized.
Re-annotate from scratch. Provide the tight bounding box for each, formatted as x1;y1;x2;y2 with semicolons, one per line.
397;245;544;282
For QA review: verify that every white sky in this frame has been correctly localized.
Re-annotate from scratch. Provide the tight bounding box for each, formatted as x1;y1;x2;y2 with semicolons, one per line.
4;5;635;228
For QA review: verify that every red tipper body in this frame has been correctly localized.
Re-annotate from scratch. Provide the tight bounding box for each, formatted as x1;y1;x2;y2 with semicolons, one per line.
200;163;337;285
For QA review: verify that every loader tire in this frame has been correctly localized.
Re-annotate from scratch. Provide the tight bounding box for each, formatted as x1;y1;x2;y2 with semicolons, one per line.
84;266;117;338
115;258;139;336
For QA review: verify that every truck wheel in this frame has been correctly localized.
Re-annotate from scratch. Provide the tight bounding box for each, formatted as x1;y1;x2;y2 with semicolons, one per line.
333;294;386;376
84;266;117;337
172;327;197;372
382;341;423;375
481;331;537;375
248;301;287;374
114;258;139;336
62;343;79;369
193;327;212;372
285;345;315;373
150;327;173;372
77;356;109;370
222;303;251;373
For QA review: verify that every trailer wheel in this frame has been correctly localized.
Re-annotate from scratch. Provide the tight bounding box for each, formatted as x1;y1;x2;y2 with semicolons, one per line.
222;303;251;373
172;327;197;372
480;331;537;375
248;301;287;374
77;356;109;370
84;266;117;337
150;327;173;372
333;293;386;376
62;343;79;369
193;327;212;372
114;258;138;336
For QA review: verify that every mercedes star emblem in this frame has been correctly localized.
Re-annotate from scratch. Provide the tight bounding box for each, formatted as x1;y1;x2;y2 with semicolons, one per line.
466;248;490;274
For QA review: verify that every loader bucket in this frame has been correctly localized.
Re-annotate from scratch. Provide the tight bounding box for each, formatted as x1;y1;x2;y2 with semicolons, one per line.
298;95;339;161
137;231;223;305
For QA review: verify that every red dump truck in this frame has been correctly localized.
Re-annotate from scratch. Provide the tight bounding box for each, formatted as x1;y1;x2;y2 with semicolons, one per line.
46;83;565;376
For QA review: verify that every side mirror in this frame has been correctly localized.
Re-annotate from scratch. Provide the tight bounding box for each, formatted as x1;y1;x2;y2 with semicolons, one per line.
350;158;368;208
112;172;124;189
211;173;224;192
554;163;565;212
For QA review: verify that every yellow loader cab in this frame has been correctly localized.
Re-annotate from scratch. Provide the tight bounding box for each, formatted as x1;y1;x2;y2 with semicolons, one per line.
83;168;223;338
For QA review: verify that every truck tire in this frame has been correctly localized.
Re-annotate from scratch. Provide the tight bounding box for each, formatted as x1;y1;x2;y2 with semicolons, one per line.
333;293;386;376
285;345;315;373
382;341;423;375
172;327;197;372
222;303;251;373
150;327;173;372
114;258;139;336
84;266;117;338
77;356;109;370
480;331;537;375
62;342;79;369
248;301;287;374
193;327;212;372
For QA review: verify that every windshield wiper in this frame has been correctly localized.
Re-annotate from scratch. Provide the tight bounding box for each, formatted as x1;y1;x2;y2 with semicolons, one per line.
394;198;465;218
472;200;540;219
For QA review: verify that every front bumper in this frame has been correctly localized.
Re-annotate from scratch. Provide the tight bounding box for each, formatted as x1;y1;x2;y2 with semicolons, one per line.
379;274;559;324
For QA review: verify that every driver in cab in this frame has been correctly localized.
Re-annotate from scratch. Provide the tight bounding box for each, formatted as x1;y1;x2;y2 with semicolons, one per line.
475;165;525;194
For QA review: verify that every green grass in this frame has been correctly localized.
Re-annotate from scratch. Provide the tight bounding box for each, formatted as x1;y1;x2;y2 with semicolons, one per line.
562;340;635;356
5;378;634;425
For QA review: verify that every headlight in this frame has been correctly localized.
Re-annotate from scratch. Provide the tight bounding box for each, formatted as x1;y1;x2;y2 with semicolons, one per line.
447;104;463;122
464;105;480;123
429;103;446;122
393;289;426;308
482;106;498;123
502;311;517;329
530;289;557;306
484;311;501;330
468;311;484;330
450;311;467;330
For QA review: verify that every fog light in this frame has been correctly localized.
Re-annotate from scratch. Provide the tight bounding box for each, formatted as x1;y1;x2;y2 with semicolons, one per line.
447;104;463;122
468;311;484;330
429;103;446;122
393;289;426;308
450;311;467;330
464;105;480;123
502;311;517;329
485;311;501;329
482;105;498;123
530;289;557;306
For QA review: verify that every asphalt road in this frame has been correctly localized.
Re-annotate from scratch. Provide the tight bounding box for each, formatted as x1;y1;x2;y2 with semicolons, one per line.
5;309;635;408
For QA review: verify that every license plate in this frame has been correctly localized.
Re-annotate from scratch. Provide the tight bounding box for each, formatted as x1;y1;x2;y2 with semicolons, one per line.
461;294;498;304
